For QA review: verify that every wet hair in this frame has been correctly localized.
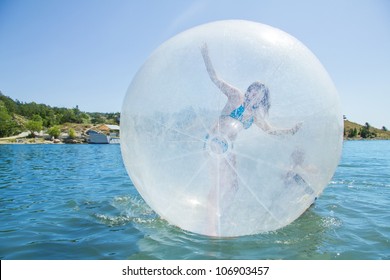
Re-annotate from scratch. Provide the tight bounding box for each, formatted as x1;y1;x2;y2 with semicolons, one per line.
247;81;270;114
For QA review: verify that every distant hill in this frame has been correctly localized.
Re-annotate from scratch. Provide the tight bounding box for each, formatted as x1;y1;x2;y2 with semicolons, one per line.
344;120;390;140
0;91;119;138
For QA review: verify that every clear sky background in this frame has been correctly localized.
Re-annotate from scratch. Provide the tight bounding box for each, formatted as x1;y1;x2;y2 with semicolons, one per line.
1;0;389;128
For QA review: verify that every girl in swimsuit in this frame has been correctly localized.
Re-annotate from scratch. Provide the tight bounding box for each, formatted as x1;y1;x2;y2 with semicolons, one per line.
201;43;301;138
201;43;302;235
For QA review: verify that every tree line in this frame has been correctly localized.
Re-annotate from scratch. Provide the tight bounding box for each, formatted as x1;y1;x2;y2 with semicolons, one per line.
0;92;119;138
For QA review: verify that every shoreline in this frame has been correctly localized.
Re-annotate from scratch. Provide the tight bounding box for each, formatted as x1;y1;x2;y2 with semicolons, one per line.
1;137;389;145
0;137;87;145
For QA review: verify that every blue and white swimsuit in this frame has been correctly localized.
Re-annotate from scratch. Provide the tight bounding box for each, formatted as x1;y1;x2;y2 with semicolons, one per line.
204;104;254;153
227;104;254;129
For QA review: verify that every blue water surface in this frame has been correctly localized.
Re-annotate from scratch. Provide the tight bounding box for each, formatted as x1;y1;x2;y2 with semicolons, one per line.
0;141;389;259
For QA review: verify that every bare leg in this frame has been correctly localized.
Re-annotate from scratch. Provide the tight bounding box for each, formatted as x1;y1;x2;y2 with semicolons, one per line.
207;157;220;236
206;151;238;236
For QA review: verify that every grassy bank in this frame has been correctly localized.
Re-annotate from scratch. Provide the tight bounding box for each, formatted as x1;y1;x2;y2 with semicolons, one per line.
344;120;390;140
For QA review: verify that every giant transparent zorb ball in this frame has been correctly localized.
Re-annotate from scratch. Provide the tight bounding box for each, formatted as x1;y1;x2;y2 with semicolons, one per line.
121;20;343;237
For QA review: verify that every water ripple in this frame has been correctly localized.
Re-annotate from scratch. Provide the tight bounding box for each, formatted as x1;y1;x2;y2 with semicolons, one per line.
1;141;390;259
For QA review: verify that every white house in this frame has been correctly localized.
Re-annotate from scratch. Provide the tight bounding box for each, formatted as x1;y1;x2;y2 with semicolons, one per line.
87;124;120;144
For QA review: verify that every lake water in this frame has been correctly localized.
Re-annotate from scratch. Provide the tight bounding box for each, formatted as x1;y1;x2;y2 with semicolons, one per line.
0;141;389;259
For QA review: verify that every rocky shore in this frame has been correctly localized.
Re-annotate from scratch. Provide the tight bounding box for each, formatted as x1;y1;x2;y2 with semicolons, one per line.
1;124;94;144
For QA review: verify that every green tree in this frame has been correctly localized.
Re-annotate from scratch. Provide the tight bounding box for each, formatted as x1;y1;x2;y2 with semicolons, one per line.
47;126;61;139
91;114;105;124
68;128;76;139
359;127;369;138
359;126;376;139
347;128;358;138
31;114;43;122
0;100;18;137
61;109;81;123
0;92;17;115
25;115;43;137
383;126;388;131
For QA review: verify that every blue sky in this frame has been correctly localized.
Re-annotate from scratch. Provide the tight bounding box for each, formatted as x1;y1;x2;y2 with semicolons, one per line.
1;0;389;128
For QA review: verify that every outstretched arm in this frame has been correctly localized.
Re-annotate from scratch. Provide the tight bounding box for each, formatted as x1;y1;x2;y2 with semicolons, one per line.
255;116;302;136
201;43;241;99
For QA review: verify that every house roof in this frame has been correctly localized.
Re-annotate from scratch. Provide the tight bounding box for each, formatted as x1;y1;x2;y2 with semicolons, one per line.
105;124;120;131
96;124;120;131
